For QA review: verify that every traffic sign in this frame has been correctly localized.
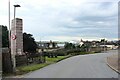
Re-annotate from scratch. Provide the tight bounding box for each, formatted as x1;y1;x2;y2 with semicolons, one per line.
11;34;16;40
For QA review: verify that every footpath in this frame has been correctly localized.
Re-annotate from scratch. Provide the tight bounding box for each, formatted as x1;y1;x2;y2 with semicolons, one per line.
107;54;119;73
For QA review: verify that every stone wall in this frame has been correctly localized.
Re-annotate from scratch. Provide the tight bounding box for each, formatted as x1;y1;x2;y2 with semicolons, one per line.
2;48;13;73
16;55;27;67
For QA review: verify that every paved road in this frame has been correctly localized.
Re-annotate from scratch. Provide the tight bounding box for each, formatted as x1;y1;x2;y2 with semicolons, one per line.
24;50;118;78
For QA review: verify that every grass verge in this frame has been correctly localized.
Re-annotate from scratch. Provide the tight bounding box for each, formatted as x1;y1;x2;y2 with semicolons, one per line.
16;55;71;75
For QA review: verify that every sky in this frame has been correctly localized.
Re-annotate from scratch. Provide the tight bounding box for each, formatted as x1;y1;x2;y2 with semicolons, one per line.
0;0;119;42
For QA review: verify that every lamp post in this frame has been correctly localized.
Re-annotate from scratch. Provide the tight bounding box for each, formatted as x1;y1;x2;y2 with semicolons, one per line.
8;0;11;49
12;4;21;73
14;4;21;29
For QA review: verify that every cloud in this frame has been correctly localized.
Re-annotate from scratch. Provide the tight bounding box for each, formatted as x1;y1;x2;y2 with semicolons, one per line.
0;0;119;41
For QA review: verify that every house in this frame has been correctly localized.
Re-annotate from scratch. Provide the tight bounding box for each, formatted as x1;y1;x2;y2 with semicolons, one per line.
57;43;65;48
37;40;58;49
100;45;118;50
69;39;84;47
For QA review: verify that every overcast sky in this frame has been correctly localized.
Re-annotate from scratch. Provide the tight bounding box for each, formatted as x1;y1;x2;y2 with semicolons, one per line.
0;0;119;41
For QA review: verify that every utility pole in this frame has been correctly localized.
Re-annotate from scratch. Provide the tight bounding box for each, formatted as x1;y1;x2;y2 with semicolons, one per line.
104;39;106;52
8;0;11;49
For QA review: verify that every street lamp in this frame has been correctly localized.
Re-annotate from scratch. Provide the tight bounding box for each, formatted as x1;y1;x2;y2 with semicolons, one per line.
14;4;21;19
14;4;21;28
12;4;21;73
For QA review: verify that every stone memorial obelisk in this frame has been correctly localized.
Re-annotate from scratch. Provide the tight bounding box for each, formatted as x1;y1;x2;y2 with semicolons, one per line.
11;18;23;72
11;18;23;55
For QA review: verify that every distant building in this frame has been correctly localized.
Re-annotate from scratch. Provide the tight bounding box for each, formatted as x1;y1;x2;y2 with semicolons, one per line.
69;39;84;47
37;40;58;49
100;45;118;50
57;43;65;48
79;39;84;47
99;41;118;50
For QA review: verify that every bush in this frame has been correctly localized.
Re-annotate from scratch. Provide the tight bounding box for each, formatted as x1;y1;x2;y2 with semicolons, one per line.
94;51;101;53
55;51;67;56
44;49;68;56
79;52;87;54
44;48;96;57
66;49;81;54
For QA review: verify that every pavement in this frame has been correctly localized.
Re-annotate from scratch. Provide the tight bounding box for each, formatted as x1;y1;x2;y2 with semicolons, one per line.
22;50;118;78
107;53;119;73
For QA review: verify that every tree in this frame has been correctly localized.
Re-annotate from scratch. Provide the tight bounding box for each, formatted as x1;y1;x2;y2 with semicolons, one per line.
81;41;92;52
0;25;9;47
0;25;38;52
64;42;76;49
100;39;107;45
52;42;57;48
23;33;38;53
101;39;105;43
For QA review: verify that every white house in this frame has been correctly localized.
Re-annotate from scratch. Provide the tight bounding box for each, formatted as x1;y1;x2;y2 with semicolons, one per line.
100;45;118;50
69;39;84;47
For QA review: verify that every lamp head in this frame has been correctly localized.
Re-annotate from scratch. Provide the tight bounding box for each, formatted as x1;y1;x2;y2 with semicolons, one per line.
14;4;21;7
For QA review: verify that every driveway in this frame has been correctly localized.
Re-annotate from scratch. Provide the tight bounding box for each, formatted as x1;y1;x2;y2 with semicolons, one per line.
24;50;118;78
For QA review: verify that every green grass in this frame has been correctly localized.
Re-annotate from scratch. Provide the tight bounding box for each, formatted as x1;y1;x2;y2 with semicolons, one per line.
16;55;70;75
17;63;50;73
46;56;68;62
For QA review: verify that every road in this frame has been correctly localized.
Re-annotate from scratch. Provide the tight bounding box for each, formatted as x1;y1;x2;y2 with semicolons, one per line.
24;50;118;78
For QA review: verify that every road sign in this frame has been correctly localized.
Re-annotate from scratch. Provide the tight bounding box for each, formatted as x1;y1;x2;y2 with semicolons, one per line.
11;34;16;40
